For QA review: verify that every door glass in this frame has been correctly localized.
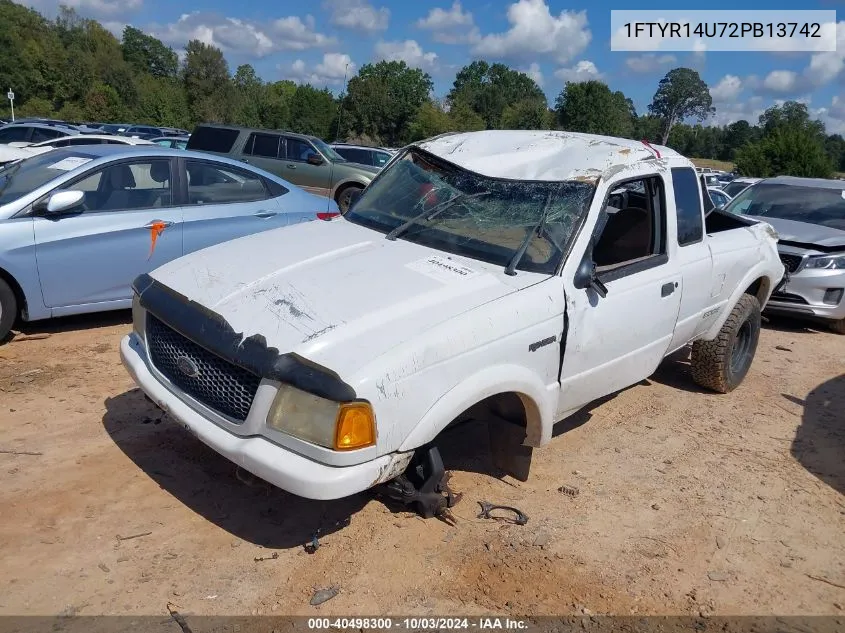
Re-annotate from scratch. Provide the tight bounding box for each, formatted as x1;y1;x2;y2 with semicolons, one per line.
0;127;29;142
246;133;281;158
185;160;269;205
373;151;391;167
56;160;173;213
286;138;318;162
31;128;62;143
672;167;704;246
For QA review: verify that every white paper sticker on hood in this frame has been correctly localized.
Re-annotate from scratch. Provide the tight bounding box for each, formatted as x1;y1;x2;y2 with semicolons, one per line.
406;255;480;283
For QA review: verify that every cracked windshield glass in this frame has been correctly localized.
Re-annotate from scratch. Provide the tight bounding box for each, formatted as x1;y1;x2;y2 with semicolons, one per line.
345;148;595;274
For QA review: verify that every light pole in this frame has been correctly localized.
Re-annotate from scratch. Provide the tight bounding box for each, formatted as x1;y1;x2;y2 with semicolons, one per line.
7;88;14;122
334;63;349;142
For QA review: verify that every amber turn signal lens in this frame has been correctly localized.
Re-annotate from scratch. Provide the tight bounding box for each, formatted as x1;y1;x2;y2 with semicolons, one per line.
334;403;376;450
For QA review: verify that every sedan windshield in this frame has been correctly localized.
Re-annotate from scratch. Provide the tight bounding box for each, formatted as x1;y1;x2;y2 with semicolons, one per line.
725;181;845;230
0;150;94;206
344;148;595;274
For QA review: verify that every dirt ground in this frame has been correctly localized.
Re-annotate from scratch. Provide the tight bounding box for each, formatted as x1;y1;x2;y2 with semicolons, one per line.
0;311;843;619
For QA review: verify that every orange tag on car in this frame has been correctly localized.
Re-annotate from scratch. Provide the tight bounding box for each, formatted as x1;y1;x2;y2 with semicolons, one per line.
148;221;167;259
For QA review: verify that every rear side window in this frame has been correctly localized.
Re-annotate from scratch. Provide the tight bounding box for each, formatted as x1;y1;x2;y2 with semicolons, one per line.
186;126;240;153
246;133;281;159
672;167;704;246
0;127;29;142
185;159;270;205
335;147;372;165
373;150;391;167
31;128;63;143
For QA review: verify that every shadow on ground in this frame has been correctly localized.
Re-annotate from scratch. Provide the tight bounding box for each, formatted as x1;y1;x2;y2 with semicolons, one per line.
103;389;369;549
648;348;709;394
762;314;829;335
8;310;132;341
790;374;845;496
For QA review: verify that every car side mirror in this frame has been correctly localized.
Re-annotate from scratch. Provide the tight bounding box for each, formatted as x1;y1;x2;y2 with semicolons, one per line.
307;154;324;166
37;190;85;216
573;243;608;298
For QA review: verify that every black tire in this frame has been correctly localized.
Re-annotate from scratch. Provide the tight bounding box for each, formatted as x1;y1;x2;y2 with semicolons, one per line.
0;278;18;343
830;318;845;335
691;294;761;393
335;184;362;214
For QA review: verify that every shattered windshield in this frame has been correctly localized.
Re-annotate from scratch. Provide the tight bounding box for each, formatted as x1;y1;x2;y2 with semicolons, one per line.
344;148;595;274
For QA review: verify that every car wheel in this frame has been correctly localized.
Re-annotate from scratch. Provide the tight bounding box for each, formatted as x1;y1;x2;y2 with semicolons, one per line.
0;278;18;342
830;318;845;335
691;294;761;393
335;185;363;214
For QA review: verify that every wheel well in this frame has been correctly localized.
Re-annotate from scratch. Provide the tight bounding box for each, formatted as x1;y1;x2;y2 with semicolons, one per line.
334;181;364;203
744;277;771;306
0;266;26;321
450;391;542;444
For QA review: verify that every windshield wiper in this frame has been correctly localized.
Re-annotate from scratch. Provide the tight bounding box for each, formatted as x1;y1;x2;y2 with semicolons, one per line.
504;191;555;276
385;190;491;241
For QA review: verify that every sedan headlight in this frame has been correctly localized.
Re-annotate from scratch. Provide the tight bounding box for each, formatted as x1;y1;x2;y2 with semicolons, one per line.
805;254;845;270
266;384;376;451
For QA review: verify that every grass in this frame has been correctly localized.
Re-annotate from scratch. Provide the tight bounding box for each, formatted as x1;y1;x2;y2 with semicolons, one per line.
690;158;735;171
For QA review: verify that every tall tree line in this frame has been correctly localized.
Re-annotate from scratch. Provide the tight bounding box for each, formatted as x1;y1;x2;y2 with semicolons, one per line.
1;0;842;177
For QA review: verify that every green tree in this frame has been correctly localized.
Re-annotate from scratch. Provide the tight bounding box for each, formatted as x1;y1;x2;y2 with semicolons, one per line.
232;64;264;128
289;84;337;138
122;26;178;79
735;126;833;178
759;101;824;138
632;115;663;142
83;82;124;121
720;120;759;160
555;80;636;137
182;39;235;123
824;134;845;172
258;80;296;130
408;100;453;141
448;60;546;129
343;60;433;145
648;67;714;145
132;74;189;127
448;101;486;132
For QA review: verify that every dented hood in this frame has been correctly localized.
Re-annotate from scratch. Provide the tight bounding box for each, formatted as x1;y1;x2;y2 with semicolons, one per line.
754;217;845;250
147;218;538;376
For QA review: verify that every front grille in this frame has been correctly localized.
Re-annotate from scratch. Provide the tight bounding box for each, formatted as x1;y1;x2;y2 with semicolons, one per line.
146;314;260;422
779;253;803;273
770;292;807;304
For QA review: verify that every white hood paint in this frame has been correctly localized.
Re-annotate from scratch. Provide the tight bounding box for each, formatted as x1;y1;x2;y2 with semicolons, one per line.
417;130;680;183
150;218;543;377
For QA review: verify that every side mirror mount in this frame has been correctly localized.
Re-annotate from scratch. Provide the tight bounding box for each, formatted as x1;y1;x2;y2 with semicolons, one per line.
307;154;324;166
573;244;608;299
36;190;85;216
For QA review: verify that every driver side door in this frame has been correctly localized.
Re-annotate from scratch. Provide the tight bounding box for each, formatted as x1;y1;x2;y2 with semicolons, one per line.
557;172;682;418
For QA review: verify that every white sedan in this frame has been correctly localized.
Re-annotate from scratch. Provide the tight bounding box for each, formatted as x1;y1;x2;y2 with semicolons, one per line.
0;135;154;167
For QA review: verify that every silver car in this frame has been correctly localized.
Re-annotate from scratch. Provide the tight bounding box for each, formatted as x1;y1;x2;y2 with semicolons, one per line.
0;145;338;341
725;175;845;333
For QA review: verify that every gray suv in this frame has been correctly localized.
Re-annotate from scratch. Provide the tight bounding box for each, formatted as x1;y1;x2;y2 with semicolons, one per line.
187;125;379;212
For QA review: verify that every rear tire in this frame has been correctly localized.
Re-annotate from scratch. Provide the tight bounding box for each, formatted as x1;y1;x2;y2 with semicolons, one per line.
335;184;362;214
691;294;761;393
0;278;18;343
830;318;845;335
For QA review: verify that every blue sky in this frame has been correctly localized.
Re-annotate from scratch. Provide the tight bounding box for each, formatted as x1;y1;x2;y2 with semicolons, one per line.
22;0;845;133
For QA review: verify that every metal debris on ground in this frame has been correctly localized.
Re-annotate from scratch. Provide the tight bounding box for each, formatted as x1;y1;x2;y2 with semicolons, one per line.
304;532;320;554
775;346;793;352
558;484;580;497
116;531;152;541
310;586;339;606
477;501;529;525
254;552;279;562
10;333;51;343
166;602;193;633
0;449;43;456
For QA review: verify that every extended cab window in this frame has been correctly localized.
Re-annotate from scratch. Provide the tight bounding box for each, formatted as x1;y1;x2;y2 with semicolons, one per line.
246;133;281;159
672;167;704;245
593;176;666;272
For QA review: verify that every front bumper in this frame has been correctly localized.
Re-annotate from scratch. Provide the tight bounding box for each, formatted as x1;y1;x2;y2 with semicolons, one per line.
765;266;845;322
120;333;411;500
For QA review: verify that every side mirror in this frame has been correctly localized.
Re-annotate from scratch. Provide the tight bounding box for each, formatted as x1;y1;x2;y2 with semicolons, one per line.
307;154;324;166
573;245;609;299
38;190;85;216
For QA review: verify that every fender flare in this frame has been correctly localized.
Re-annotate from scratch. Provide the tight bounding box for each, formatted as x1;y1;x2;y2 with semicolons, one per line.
702;262;777;341
397;364;555;452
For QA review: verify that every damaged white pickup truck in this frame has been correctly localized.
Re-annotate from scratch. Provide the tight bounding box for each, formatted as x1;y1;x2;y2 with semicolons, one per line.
121;130;784;518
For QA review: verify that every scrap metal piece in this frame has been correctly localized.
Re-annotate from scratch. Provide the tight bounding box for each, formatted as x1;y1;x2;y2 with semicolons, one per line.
378;446;461;520
477;501;529;525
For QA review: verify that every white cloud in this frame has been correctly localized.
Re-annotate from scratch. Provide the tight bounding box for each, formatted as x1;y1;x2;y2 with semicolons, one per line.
523;62;543;87
282;53;356;86
804;21;845;86
471;0;590;65
416;1;478;44
707;96;766;127
323;0;389;34
624;54;676;74
150;12;335;58
762;70;799;94
709;75;743;102
374;39;438;72
554;60;602;83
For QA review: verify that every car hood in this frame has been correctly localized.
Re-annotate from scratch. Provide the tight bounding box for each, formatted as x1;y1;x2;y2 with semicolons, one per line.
753;216;845;250
147;218;538;377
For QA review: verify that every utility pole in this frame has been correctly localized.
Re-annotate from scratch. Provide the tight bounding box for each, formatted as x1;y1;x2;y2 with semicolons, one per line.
334;63;349;142
7;88;14;122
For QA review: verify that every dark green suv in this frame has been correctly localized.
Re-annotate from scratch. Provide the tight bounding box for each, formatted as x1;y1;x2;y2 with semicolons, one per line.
187;124;380;212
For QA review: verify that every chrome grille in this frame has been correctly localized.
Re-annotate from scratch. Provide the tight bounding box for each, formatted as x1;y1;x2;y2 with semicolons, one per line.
779;253;803;273
146;314;260;422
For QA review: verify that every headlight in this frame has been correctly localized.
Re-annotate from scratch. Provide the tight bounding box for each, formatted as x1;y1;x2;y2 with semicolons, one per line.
805;255;845;270
266;384;376;451
131;293;146;341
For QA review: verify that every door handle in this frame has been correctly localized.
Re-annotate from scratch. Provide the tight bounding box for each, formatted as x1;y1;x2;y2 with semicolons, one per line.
240;158;250;164
253;211;278;219
143;220;173;229
286;164;297;170
661;282;678;297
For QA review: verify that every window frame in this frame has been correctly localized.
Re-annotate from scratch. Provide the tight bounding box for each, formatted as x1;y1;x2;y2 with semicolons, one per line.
244;132;282;159
178;157;275;206
587;173;669;285
672;166;705;247
284;136;321;164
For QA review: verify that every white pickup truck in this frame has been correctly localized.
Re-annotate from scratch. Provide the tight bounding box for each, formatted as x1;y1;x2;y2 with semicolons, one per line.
121;130;784;518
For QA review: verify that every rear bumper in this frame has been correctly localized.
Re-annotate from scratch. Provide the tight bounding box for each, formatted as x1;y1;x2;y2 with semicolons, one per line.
765;267;845;322
120;333;411;500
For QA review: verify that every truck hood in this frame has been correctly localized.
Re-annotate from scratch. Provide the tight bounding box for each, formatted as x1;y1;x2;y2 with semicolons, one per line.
147;218;540;376
755;216;845;250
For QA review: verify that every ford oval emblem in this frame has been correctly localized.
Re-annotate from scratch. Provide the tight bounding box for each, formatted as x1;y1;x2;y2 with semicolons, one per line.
176;356;200;378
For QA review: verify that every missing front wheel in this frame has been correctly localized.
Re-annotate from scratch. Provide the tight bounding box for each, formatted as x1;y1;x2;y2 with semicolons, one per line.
377;446;461;520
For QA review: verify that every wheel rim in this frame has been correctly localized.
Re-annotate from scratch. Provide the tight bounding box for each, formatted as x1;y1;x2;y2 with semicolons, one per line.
730;319;752;374
338;189;355;213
